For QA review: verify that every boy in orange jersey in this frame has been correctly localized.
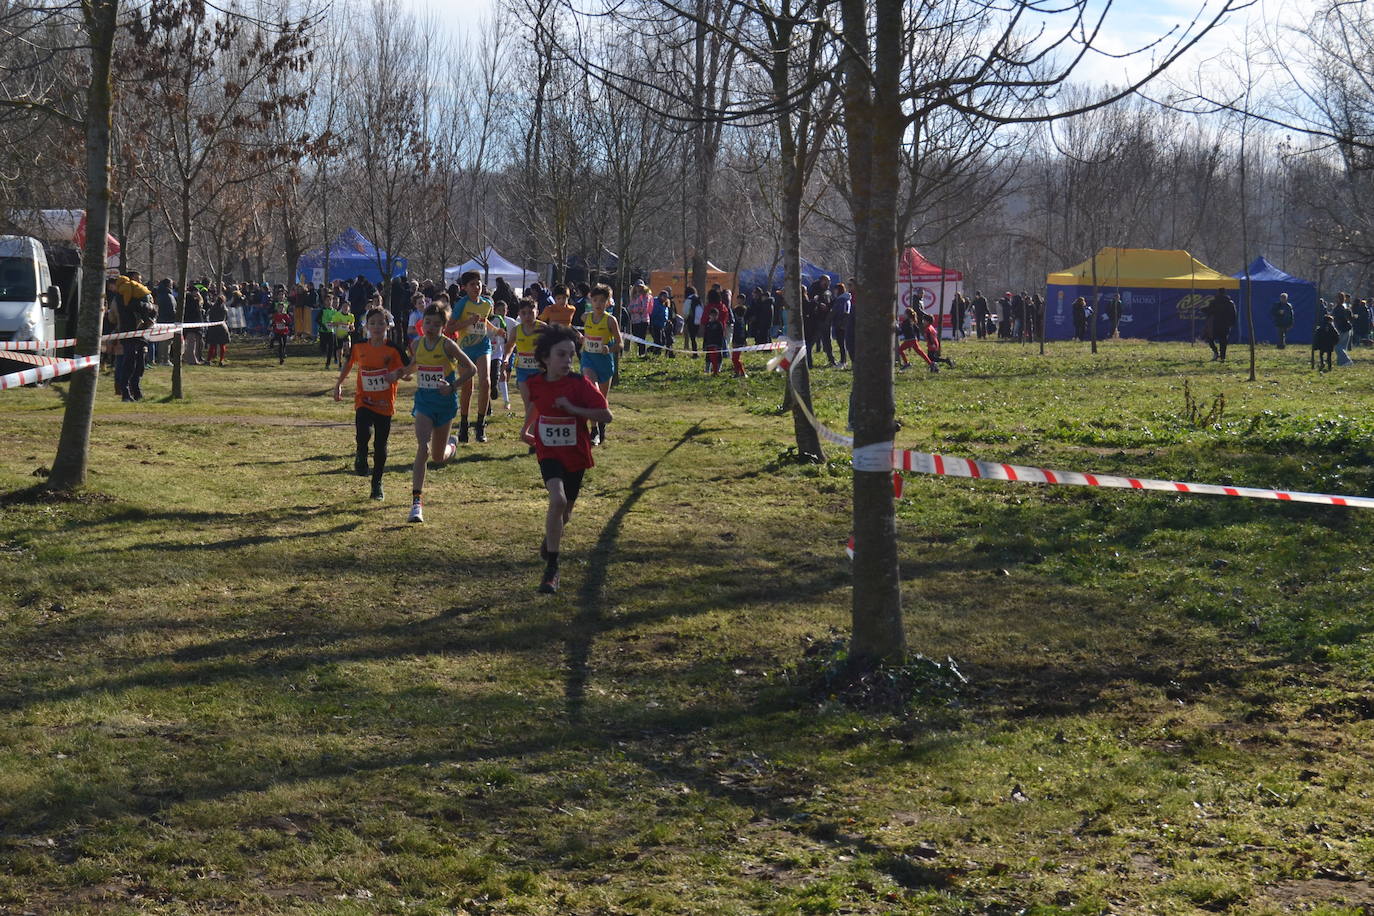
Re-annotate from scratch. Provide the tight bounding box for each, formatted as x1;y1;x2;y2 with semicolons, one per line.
333;308;409;501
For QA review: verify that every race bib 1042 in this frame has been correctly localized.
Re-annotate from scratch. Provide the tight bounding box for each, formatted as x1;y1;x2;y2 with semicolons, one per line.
415;365;446;390
538;416;577;448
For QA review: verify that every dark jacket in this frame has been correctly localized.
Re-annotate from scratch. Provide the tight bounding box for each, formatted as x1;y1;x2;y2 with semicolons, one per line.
1271;299;1294;329
155;283;177;323
1207;293;1237;327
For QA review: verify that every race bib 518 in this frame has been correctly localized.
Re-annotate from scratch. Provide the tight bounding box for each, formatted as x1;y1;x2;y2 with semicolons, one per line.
538;416;577;448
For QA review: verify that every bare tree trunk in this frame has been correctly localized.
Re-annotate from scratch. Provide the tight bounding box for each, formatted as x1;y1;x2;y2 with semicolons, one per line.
841;0;904;666
778;87;823;461
48;0;119;491
171;196;192;400
1090;252;1099;354
1239;112;1257;381
147;208;156;280
689;0;711;297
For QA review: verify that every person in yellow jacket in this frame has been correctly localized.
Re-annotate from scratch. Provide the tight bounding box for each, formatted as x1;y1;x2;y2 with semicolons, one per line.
110;270;154;401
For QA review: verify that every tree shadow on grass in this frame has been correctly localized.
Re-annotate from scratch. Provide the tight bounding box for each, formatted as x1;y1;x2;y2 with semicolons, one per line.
565;422;706;724
891;486;1361;719
112;518;363;553
0;530;846;718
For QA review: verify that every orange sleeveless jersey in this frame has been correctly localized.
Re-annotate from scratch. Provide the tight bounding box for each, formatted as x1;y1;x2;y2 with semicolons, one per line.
344;340;407;415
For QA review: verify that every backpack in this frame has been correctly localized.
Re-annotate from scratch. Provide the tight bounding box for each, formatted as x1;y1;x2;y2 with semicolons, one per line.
133;295;157;329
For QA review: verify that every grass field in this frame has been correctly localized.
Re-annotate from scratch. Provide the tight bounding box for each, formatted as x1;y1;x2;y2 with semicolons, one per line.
2;336;1373;915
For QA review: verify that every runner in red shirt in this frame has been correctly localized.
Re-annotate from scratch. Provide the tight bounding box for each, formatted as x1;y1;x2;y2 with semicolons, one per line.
269;303;293;364
920;313;955;369
522;323;612;594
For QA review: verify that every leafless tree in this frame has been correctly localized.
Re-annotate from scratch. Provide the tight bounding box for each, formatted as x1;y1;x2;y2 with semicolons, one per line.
839;0;1245;666
121;0;314;398
339;0;435;324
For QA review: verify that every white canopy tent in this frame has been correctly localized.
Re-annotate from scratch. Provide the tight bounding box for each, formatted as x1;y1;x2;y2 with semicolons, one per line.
444;246;539;289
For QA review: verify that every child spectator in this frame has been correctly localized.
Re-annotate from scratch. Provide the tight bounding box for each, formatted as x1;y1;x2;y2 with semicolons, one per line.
1314;314;1339;372
730;303;749;377
703;300;727;375
920;314;954;368
269;301;293;364
897;307;936;372
407;293;426;347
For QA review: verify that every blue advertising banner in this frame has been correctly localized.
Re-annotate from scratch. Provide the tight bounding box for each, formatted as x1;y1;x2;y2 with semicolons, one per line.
1045;285;1217;341
1045;257;1319;345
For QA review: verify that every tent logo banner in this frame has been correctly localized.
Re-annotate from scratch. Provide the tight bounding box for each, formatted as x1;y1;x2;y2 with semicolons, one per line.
901;286;936;313
1176;293;1209;320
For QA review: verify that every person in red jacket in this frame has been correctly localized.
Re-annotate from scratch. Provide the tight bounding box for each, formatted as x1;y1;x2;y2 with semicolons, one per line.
897;307;935;372
920;313;954;369
522;323;613;594
269;302;294;364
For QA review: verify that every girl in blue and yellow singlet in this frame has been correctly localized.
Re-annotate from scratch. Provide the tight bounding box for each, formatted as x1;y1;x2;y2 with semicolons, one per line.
506;297;548;443
444;270;497;443
579;283;621;445
400;298;477;523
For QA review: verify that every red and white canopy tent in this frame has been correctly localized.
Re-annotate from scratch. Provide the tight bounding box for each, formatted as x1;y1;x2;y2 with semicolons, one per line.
898;248;962;338
9;209;122;264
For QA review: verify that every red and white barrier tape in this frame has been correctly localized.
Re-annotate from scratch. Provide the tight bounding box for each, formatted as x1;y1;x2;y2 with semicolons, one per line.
0;321;226;351
0;339;75;351
619;331;787;360
0;350;72;368
894;449;1374;509
0;354;101;390
767;341;1374;560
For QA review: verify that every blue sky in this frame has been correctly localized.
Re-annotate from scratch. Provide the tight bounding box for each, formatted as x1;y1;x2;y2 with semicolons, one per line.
400;0;1302;97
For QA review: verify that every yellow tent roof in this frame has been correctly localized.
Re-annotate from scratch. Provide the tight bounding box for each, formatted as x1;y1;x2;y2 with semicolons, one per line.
1047;247;1239;290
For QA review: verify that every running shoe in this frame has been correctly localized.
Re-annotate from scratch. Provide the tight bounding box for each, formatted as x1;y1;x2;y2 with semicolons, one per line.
371;481;384;501
446;435;458;460
537;569;560;594
407;500;424;523
929;364;939;374
354;453;368;476
475;424;487;443
457;423;470;444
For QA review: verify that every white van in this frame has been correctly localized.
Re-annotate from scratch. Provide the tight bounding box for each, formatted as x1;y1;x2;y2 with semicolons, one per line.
0;235;63;351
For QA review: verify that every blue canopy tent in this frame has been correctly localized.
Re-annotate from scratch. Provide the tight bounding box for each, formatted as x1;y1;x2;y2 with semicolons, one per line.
1232;257;1317;346
296;227;407;286
738;253;841;294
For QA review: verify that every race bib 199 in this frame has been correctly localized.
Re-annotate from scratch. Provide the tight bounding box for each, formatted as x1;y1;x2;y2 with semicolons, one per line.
415;365;446;390
360;369;390;392
538;416;577;448
583;338;607;354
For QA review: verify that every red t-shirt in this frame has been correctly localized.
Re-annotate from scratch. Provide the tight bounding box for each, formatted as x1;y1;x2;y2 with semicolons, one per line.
922;323;941;355
270;312;293;336
526;372;607;472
